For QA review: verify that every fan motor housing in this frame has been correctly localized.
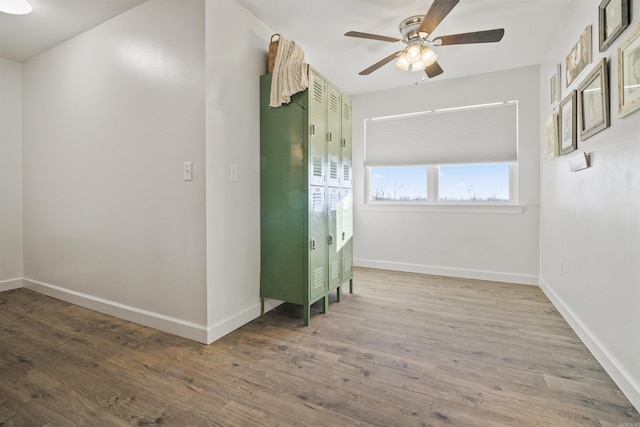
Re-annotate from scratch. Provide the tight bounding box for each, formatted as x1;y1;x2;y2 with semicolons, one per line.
399;15;424;42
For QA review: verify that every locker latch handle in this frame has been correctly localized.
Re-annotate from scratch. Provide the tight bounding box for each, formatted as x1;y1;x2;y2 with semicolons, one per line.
342;232;346;241
311;238;316;251
328;132;333;143
328;234;334;245
342;138;346;148
311;124;316;136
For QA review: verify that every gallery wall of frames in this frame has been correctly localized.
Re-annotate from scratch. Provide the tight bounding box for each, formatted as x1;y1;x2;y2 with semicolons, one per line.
543;0;640;163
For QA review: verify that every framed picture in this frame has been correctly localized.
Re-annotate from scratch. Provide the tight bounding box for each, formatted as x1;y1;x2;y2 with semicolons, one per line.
544;111;559;160
578;58;610;140
566;26;592;87
559;90;577;155
550;64;561;105
599;0;630;52
618;24;640;118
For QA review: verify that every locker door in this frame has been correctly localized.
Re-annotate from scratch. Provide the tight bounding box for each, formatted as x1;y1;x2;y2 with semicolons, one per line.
309;185;327;302
340;188;353;281
341;96;353;189
308;70;326;187
327;187;340;291
327;85;342;188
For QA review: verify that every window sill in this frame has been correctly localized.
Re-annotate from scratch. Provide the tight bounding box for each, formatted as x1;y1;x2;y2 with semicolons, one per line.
360;203;526;214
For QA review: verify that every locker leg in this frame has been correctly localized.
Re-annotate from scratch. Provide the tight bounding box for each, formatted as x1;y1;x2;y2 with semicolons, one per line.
303;304;310;326
323;295;329;313
349;278;353;294
336;285;342;302
260;298;265;316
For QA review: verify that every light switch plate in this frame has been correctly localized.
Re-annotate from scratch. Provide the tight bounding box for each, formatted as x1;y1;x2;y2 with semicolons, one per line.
184;161;193;181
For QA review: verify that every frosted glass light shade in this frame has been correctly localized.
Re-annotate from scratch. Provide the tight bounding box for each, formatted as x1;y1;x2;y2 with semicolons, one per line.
411;60;425;72
396;45;438;72
0;0;32;14
420;47;438;66
405;45;421;64
395;55;410;71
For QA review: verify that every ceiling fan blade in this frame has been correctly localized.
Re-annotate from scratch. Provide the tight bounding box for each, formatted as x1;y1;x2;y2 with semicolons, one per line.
418;0;460;36
424;61;444;78
359;51;403;75
345;31;402;43
436;28;505;45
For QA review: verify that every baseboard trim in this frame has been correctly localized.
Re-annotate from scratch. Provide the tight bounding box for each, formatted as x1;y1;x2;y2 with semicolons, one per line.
22;278;209;344
354;259;538;286
205;299;286;343
206;303;262;344
0;278;23;292
539;277;640;412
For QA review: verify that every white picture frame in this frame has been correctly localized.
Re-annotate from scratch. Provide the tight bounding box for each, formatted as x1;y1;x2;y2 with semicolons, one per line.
618;24;640;118
544;112;559;160
550;64;561;105
566;26;593;87
559;90;577;155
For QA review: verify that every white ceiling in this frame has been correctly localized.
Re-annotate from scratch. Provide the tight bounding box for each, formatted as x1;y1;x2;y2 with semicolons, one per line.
0;0;149;62
238;0;576;95
0;0;576;95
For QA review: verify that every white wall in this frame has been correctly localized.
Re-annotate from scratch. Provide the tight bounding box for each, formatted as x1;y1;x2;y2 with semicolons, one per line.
352;66;541;285
538;0;640;410
204;0;272;343
0;58;23;291
21;0;208;341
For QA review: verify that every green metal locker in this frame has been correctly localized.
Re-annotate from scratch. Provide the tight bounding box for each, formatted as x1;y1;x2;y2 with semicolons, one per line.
341;97;353;189
327;187;341;294
341;188;354;293
260;67;352;325
327;84;342;189
340;97;354;292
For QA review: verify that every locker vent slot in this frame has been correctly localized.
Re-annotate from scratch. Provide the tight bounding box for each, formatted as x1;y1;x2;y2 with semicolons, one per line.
312;157;323;178
343;255;352;272
313;80;323;104
312;192;324;213
330;261;339;280
343;165;351;183
330;93;340;113
330;161;339;181
312;267;324;290
329;191;339;211
343;103;351;121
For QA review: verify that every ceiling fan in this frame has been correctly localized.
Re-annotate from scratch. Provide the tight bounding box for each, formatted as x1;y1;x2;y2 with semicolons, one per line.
344;0;504;78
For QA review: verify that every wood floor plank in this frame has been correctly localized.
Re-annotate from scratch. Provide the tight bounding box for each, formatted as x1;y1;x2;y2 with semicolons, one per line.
1;268;639;426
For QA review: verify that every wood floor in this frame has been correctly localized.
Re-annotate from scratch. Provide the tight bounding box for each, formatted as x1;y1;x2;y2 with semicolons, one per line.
1;268;639;426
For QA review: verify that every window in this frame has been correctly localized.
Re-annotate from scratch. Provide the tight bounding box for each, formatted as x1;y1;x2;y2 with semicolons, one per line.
370;166;427;201
365;102;518;205
439;163;510;202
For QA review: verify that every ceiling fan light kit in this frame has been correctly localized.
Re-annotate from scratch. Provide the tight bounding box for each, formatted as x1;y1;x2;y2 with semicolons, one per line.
0;0;32;15
345;0;504;79
395;46;438;72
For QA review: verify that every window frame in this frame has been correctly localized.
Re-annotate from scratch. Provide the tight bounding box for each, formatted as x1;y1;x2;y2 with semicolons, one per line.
363;100;521;212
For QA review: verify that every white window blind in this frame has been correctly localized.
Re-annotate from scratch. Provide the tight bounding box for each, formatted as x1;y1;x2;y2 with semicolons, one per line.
365;102;517;167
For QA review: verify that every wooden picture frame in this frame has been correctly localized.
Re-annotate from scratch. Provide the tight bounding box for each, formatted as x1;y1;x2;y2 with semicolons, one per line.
544;111;559;160
559;90;577;155
550;64;561;105
618;24;640;118
578;58;610;140
599;0;630;52
566;26;592;88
